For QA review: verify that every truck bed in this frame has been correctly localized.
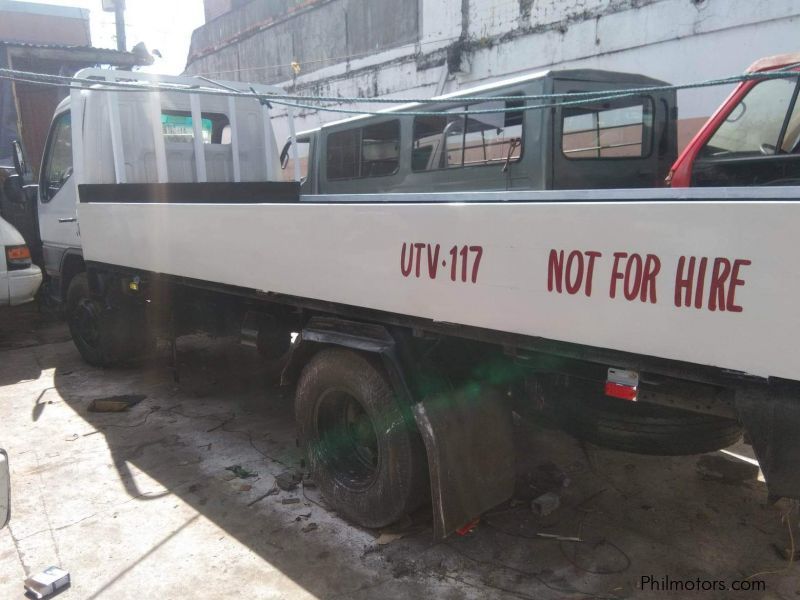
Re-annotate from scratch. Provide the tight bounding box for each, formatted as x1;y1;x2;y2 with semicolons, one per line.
77;184;800;381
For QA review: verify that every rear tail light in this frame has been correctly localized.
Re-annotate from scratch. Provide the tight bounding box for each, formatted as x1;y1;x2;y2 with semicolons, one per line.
5;245;32;270
605;368;639;401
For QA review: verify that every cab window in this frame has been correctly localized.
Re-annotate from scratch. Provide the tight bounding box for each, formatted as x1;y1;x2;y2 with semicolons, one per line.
40;112;73;203
562;97;653;159
161;111;230;144
326;120;400;180
412;99;523;171
698;77;800;158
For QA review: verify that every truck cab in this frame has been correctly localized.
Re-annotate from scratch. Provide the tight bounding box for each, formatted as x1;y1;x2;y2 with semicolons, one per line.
669;52;800;187
36;99;83;303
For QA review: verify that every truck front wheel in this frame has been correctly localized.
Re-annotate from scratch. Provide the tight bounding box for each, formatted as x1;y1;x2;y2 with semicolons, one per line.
295;348;428;528
67;273;114;366
66;273;151;367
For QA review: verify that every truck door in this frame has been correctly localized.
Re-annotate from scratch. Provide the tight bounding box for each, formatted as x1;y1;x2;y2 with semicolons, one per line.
37;111;79;277
552;79;672;189
690;75;800;186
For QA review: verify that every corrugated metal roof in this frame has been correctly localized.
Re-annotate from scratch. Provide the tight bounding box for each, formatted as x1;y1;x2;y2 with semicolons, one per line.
0;41;150;65
0;0;88;20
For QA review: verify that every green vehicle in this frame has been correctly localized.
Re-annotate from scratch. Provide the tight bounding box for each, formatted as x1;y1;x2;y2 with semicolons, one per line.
281;68;678;194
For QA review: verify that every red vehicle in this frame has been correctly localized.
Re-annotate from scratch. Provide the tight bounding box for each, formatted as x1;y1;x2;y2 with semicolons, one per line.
669;52;800;187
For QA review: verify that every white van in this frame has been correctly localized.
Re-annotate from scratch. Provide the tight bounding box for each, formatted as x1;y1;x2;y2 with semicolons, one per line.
0;215;41;306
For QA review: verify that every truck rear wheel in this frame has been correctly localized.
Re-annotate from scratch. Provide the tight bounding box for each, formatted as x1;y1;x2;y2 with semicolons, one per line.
66;273;152;367
549;378;742;456
295;348;428;528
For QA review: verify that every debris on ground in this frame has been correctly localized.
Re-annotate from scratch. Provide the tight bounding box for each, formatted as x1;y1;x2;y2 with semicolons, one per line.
225;465;258;479
532;491;561;516
275;469;302;491
24;566;71;599
238;484;252;492
302;522;318;533
374;515;416;545
696;455;760;484
536;532;582;542
455;517;480;536
302;477;317;489
88;394;147;413
376;531;407;545
281;497;301;505
537;461;571;489
246;486;279;507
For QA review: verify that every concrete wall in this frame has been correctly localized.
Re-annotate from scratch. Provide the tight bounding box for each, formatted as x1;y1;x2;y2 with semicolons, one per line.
187;0;800;149
189;0;418;84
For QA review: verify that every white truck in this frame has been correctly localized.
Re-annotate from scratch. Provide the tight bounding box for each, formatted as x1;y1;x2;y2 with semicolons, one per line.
9;66;800;537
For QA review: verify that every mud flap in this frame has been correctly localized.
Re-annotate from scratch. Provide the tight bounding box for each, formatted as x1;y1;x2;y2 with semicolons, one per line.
413;389;515;539
735;380;800;500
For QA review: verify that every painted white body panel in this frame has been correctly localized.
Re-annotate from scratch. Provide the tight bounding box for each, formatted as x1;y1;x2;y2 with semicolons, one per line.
78;187;800;381
0;217;41;306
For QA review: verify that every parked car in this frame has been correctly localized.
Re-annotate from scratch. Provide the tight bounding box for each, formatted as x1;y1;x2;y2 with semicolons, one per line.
0;215;41;306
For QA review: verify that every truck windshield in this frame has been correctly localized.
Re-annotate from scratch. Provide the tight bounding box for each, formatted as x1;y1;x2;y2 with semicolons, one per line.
41;112;72;202
698;76;800;158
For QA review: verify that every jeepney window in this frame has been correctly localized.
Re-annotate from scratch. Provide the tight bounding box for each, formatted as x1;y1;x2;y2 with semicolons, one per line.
327;128;359;180
699;77;800;158
361;121;400;177
160;111;231;144
562;97;652;159
40;112;72;203
463;100;523;166
326;120;400;180
412;99;523;171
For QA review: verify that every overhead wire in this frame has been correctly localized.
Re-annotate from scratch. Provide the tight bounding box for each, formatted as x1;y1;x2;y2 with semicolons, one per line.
0;66;797;119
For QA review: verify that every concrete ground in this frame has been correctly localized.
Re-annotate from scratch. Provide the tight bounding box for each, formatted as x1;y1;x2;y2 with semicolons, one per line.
0;304;798;599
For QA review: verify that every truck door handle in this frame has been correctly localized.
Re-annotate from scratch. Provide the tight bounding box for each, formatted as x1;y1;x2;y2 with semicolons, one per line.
58;217;77;223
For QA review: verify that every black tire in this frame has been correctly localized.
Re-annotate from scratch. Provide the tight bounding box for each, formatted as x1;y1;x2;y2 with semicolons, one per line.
549;378;742;456
295;348;428;528
66;273;151;367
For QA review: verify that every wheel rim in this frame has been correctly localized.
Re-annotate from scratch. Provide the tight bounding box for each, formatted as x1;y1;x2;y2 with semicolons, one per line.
314;389;379;489
70;298;102;349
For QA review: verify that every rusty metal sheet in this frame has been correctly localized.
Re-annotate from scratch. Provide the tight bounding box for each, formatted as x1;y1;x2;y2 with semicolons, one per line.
413;388;514;539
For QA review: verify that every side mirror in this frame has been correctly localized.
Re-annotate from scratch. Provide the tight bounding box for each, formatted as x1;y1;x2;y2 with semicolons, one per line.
12;140;28;180
279;141;291;170
2;174;26;205
0;449;9;529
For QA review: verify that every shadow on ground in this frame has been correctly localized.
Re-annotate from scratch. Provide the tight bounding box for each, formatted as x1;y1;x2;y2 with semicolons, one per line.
2;303;797;599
